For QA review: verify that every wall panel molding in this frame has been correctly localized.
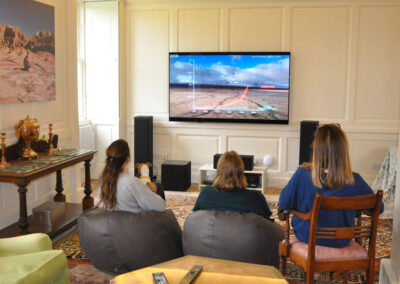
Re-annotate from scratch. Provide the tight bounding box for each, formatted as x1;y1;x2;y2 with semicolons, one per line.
229;7;283;51
354;5;400;122
177;8;222;51
227;136;281;171
123;0;400;188
290;6;351;120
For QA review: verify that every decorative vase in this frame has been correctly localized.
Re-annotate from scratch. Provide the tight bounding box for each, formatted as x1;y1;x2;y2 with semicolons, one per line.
15;115;40;159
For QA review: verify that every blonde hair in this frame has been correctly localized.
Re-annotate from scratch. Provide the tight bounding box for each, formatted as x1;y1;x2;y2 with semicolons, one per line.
306;124;354;189
213;151;248;191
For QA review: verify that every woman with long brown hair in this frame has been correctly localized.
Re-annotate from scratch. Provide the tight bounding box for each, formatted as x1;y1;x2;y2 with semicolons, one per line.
279;124;384;248
193;151;273;220
98;139;165;212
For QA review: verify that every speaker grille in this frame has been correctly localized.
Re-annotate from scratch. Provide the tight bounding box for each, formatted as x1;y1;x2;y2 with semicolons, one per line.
134;116;153;177
299;121;319;165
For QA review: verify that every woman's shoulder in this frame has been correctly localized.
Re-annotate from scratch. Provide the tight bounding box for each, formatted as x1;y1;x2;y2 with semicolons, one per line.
351;172;368;186
118;173;140;186
243;189;267;200
297;165;311;172
200;185;218;193
292;166;311;178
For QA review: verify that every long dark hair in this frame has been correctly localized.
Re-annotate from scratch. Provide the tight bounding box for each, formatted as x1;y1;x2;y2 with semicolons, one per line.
308;124;354;189
213;151;248;191
99;139;130;209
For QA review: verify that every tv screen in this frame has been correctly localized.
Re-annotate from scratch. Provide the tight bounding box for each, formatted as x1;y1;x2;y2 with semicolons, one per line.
169;52;290;124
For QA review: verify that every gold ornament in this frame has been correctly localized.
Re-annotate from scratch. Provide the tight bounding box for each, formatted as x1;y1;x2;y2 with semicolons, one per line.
15;115;40;160
0;133;9;168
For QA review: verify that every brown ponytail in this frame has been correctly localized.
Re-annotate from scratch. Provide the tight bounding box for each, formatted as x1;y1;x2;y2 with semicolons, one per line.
99;139;130;209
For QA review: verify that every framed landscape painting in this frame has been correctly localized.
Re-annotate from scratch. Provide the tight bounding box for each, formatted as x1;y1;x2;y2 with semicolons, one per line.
0;0;55;104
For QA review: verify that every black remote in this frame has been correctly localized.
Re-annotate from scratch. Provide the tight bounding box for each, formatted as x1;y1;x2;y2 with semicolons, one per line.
152;272;168;284
179;265;203;284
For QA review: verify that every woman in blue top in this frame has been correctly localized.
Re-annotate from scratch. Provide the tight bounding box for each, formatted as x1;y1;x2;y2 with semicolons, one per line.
279;124;384;248
193;151;273;220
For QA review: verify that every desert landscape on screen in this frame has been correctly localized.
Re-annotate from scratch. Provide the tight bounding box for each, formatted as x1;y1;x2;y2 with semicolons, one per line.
169;53;290;121
170;86;289;120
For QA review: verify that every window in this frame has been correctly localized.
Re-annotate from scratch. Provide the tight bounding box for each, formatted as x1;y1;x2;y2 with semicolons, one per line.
77;0;119;125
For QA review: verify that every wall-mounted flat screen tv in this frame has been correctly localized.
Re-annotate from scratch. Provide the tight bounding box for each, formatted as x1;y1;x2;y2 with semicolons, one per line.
169;52;290;124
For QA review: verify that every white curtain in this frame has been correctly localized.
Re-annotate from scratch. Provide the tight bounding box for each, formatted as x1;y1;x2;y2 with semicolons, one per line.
372;146;397;219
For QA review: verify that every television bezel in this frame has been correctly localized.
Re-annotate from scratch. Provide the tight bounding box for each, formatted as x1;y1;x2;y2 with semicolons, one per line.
168;51;291;124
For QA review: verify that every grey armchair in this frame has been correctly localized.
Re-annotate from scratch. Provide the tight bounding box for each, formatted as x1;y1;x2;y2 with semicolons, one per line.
78;208;183;275
183;210;284;267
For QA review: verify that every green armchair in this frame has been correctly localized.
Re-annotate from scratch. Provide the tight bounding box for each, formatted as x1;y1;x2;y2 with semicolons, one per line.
0;233;69;284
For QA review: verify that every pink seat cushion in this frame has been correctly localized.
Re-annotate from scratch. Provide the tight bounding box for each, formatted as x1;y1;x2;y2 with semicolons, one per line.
289;236;368;261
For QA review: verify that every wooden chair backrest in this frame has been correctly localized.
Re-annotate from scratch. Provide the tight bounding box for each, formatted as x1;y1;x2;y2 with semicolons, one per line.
295;190;383;263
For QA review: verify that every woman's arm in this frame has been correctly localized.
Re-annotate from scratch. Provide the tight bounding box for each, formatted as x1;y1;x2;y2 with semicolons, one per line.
278;168;301;210
132;180;166;212
193;188;208;211
355;174;384;214
255;191;273;219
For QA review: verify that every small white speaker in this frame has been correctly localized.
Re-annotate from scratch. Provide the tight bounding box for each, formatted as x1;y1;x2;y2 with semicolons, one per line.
263;155;274;168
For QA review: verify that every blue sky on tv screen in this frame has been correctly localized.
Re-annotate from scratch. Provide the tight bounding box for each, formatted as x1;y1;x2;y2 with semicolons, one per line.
170;54;290;88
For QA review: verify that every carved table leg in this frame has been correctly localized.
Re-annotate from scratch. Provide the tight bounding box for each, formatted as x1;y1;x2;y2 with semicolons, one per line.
54;170;66;202
82;159;94;209
17;182;29;234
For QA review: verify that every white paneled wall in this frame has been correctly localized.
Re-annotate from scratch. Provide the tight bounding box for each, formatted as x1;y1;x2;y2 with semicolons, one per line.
355;6;400;122
0;0;79;230
129;10;170;114
178;9;222;51
290;6;350;120
229;7;283;51
123;0;399;187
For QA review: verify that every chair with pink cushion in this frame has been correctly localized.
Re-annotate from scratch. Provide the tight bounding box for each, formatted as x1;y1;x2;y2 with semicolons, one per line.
278;190;383;284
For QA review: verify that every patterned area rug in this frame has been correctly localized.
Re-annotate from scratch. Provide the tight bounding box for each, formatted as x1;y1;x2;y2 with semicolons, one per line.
68;263;113;284
55;191;393;283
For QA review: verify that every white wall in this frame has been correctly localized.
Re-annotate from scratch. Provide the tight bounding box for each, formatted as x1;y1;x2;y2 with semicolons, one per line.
0;0;79;230
121;0;399;187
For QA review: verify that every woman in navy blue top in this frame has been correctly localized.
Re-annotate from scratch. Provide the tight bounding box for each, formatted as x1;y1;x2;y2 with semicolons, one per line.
193;151;273;220
279;124;384;248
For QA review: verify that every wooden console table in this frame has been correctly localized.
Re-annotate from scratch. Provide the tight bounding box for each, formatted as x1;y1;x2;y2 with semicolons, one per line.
0;149;96;235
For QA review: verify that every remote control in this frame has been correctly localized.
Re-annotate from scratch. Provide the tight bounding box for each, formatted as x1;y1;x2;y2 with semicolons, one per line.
179;265;203;284
152;272;168;284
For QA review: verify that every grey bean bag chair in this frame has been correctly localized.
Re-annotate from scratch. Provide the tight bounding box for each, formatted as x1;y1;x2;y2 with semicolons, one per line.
78;208;183;275
183;210;284;267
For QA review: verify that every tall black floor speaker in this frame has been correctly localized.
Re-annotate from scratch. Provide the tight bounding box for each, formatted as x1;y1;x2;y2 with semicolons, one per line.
134;116;153;178
299;120;319;165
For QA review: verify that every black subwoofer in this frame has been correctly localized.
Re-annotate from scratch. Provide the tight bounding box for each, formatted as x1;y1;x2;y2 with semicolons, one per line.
161;160;191;191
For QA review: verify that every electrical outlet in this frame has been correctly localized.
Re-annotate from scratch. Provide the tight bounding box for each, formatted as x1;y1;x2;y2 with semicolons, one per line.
155;152;169;161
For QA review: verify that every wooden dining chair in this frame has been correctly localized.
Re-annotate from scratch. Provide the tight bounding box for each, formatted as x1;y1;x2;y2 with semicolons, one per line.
278;190;383;284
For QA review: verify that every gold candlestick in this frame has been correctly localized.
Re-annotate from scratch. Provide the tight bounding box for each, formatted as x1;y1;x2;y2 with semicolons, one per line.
0;133;9;168
48;124;56;154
